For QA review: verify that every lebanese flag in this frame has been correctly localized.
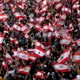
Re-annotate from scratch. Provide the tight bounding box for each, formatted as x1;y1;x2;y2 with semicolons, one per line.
62;6;71;14
34;46;45;58
14;12;26;19
29;54;37;62
13;49;19;58
2;61;8;69
6;53;13;63
55;1;63;10
13;23;21;31
60;37;72;45
52;63;70;72
0;33;4;46
35;40;45;49
43;24;48;31
35;24;43;32
18;66;31;75
0;13;8;21
57;46;71;63
72;51;80;62
21;25;30;33
17;51;29;60
36;71;44;79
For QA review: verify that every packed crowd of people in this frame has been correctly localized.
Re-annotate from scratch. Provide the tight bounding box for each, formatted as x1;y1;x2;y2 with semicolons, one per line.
0;0;80;80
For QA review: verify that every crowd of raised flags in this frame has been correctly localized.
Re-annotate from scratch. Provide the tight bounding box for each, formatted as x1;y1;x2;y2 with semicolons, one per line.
0;0;80;80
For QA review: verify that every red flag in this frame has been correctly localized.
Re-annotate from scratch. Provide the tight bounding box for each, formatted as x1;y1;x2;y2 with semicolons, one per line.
52;63;70;72
57;46;71;63
72;51;80;62
18;66;31;75
36;71;44;79
0;33;4;46
17;51;29;60
6;53;13;63
34;46;45;58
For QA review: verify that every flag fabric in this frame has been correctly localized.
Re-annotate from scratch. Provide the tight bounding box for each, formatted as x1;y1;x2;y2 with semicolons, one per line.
18;66;31;75
57;46;71;63
72;51;80;62
60;13;66;21
2;61;8;69
73;39;80;46
29;54;37;62
35;71;44;79
17;51;29;60
62;6;71;14
45;49;51;58
0;13;8;21
55;1;62;10
52;63;70;72
6;53;13;63
13;49;19;58
14;12;26;19
60;37;72;45
13;23;22;31
34;46;45;58
0;33;4;46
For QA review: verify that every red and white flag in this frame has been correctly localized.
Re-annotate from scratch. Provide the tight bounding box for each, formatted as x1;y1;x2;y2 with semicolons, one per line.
17;51;29;60
36;71;44;79
60;37;72;45
34;46;45;58
14;12;26;19
52;63;70;72
62;6;71;14
57;46;71;63
73;3;79;10
55;1;63;10
0;13;8;21
39;0;48;14
13;23;22;31
13;49;19;58
0;33;4;46
2;61;8;69
18;66;31;75
29;54;37;62
6;53;13;63
72;51;80;62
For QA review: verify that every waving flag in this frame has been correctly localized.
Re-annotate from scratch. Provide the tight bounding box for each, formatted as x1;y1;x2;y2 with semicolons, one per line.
0;33;4;46
6;53;13;63
34;46;45;58
52;63;70;72
0;13;8;21
17;51;29;60
72;51;80;62
62;6;71;14
13;49;19;58
36;71;44;79
74;39;80;46
13;23;21;31
57;46;71;63
55;1;62;10
14;12;26;19
29;54;37;62
18;66;31;75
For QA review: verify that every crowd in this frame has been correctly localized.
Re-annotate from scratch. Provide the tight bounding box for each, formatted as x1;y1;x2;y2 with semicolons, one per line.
0;0;80;80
